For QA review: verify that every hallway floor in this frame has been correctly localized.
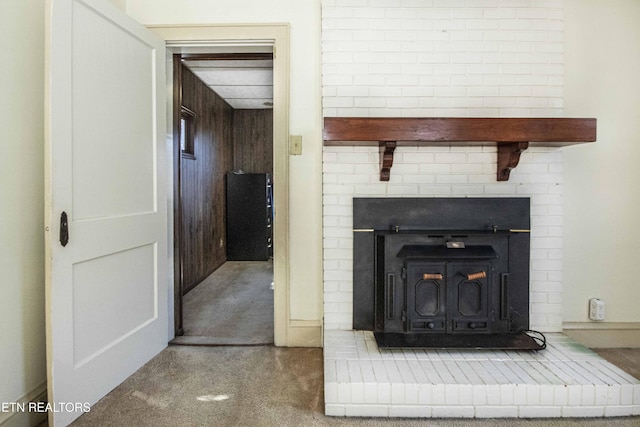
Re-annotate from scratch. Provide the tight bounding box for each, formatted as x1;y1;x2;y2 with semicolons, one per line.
172;261;274;346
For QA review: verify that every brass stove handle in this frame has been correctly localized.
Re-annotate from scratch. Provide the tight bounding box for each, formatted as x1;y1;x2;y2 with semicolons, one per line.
466;271;487;280
422;273;443;280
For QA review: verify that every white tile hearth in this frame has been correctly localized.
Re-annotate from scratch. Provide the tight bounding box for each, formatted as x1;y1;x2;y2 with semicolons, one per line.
324;330;640;418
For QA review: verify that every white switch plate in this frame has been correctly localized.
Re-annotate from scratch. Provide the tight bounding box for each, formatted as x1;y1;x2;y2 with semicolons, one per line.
289;135;302;155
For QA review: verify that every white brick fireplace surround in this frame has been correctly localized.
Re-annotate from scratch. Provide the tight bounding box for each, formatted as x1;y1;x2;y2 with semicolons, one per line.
320;0;640;419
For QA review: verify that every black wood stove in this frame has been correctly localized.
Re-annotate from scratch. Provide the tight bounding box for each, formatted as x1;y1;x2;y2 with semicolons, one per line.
353;197;544;350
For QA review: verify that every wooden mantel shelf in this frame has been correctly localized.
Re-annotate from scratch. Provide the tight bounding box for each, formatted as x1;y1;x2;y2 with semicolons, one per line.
323;117;596;181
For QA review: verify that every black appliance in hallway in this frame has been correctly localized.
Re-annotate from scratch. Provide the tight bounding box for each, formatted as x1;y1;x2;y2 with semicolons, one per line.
226;173;273;261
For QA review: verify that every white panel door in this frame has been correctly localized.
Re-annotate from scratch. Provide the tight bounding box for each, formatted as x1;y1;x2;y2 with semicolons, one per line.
45;0;167;425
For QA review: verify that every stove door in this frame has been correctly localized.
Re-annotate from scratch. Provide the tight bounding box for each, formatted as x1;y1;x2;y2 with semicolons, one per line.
448;262;492;332
405;260;494;333
405;262;446;332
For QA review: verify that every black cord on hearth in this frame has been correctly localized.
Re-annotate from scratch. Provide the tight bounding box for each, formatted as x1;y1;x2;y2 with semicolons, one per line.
524;329;547;350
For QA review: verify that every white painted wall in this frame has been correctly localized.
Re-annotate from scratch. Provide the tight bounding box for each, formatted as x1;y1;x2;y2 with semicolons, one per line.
563;1;640;327
108;0;127;10
126;1;324;328
0;0;47;423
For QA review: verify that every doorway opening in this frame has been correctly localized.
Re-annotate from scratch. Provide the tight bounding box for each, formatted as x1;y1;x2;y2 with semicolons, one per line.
170;51;275;345
150;24;291;347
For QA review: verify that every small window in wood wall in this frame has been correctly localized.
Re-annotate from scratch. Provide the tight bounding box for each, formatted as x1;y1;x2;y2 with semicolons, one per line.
180;106;196;159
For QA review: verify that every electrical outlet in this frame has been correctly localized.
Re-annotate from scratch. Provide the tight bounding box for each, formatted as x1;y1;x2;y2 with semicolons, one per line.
289;135;302;155
589;298;605;321
219;238;224;248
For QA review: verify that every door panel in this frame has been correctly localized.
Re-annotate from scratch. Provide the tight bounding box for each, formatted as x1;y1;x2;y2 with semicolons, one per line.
71;1;156;220
72;243;157;366
45;0;167;425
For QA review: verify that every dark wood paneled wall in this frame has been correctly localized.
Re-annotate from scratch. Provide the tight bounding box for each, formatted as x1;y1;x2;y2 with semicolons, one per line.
180;65;234;293
233;109;273;176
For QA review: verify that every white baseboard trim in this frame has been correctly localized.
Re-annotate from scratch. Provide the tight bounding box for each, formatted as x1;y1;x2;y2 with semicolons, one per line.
563;322;640;348
0;382;47;427
288;320;322;347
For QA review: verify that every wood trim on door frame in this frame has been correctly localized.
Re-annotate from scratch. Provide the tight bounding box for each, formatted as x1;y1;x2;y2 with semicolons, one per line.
171;54;184;336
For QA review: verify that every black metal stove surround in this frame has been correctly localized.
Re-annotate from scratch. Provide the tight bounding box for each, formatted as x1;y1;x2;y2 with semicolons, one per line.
353;197;545;350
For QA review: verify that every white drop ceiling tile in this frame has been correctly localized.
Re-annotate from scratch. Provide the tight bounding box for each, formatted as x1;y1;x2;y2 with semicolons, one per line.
192;68;272;86
183;59;272;69
227;99;273;109
210;85;273;99
182;58;274;109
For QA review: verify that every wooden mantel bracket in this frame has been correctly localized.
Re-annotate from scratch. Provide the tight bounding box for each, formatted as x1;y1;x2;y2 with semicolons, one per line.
497;142;529;181
323;117;597;182
379;141;397;181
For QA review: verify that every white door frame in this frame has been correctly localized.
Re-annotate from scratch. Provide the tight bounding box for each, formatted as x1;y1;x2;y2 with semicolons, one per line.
148;24;290;346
